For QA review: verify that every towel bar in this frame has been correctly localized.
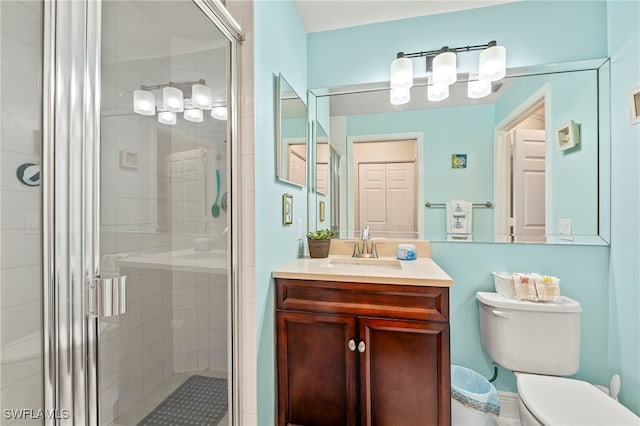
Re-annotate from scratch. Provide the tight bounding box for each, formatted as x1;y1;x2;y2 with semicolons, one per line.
425;201;493;208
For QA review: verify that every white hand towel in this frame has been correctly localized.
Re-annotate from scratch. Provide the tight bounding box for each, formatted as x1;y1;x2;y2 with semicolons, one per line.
446;200;473;240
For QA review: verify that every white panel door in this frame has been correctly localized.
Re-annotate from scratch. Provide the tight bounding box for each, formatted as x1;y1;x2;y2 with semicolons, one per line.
168;149;207;234
513;129;546;242
358;162;416;235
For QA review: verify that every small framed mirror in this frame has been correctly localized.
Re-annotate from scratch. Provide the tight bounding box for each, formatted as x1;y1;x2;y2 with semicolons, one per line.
275;73;308;187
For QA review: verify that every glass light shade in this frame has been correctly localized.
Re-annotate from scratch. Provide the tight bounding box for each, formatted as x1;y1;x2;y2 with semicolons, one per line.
390;57;414;89
191;84;212;109
184;108;203;123
163;87;184;112
432;51;457;86
389;87;410;105
427;83;449;102
133;90;155;116
158;111;176;125
479;45;506;82
467;79;491;99
211;106;228;120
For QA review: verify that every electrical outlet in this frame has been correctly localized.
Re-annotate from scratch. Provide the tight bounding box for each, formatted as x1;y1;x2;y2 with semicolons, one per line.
297;218;303;240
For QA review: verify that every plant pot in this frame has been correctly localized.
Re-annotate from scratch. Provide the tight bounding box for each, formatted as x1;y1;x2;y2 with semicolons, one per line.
308;239;331;258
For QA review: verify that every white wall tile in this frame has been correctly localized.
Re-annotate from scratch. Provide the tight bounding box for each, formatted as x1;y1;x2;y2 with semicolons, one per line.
0;72;39;120
0;300;40;346
0;1;42;48
1;112;40;156
0;33;39;84
1;265;40;309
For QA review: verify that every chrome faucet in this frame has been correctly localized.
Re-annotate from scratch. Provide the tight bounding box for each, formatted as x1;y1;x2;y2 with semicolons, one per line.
361;226;370;255
352;226;378;258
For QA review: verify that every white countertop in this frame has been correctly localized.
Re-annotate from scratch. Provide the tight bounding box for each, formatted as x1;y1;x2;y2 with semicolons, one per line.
117;248;227;274
272;256;453;287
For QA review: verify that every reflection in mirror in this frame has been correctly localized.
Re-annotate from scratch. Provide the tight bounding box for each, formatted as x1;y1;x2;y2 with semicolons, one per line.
314;122;341;232
310;60;611;245
276;73;307;187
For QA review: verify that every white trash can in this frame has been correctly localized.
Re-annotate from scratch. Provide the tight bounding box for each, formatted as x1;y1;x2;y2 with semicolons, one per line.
451;365;500;426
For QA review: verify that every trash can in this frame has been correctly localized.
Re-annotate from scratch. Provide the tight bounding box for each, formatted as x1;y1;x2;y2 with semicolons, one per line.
451;365;500;426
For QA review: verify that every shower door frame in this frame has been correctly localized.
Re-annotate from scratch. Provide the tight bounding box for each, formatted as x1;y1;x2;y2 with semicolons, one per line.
42;1;243;424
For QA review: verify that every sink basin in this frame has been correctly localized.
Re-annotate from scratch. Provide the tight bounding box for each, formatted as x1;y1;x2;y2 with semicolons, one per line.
321;256;403;270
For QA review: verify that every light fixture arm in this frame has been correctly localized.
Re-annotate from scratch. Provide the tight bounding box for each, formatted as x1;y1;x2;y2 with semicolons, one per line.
140;78;206;91
398;40;498;60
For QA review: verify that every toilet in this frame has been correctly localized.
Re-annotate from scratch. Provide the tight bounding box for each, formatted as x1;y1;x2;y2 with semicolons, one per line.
476;291;638;425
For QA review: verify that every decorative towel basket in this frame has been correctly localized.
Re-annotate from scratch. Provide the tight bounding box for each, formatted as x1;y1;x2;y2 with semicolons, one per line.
492;272;516;298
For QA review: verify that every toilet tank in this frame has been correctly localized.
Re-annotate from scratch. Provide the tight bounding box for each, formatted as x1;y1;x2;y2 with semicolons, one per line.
476;292;582;376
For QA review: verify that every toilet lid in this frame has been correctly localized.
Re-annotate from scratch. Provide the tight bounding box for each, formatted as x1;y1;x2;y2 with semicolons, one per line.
518;374;639;425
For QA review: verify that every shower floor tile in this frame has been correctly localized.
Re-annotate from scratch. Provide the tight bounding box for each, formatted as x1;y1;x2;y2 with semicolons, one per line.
112;369;229;426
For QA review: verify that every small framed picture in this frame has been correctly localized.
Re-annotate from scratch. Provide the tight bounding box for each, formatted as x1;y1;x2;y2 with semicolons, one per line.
629;86;640;125
556;120;580;151
319;200;326;222
282;193;293;225
451;154;467;169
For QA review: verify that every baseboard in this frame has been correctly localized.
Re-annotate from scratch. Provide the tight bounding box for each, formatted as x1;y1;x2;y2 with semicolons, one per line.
498;391;520;419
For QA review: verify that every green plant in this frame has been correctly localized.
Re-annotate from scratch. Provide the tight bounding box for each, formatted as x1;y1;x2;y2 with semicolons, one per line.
306;228;337;240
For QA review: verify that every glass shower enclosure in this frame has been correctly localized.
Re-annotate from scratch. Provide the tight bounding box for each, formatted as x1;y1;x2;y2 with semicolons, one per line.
0;1;240;425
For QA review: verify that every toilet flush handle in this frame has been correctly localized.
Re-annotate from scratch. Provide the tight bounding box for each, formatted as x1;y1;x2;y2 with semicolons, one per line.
491;309;511;319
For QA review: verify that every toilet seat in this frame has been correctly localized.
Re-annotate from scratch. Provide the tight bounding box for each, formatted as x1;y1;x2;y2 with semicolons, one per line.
517;374;639;425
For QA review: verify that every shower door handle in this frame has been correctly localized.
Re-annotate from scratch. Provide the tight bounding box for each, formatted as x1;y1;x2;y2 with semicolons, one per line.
89;274;127;317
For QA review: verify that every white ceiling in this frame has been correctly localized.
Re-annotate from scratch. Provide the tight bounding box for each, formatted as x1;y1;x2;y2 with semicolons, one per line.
293;0;521;33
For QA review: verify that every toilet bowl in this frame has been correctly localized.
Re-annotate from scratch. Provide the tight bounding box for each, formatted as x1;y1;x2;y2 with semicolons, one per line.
476;292;639;425
515;373;638;426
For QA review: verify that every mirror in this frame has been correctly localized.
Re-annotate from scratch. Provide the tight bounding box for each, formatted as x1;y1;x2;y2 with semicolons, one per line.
276;73;308;187
313;122;341;232
309;59;611;244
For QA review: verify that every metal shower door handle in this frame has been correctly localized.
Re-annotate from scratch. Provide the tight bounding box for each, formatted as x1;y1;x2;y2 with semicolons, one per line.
89;274;127;317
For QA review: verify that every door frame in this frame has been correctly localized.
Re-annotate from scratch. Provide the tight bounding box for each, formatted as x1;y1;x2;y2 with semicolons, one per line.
493;85;550;242
346;132;424;236
42;1;243;424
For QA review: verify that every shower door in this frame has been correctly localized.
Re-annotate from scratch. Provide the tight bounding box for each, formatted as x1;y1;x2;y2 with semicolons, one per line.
41;1;241;425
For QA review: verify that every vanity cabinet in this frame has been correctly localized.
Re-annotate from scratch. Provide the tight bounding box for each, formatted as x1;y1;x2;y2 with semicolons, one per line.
276;278;450;426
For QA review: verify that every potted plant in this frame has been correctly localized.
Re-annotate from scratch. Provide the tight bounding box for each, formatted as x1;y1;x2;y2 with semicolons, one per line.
306;228;337;258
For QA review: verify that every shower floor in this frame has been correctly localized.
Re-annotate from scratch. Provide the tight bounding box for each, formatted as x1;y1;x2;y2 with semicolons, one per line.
112;369;229;426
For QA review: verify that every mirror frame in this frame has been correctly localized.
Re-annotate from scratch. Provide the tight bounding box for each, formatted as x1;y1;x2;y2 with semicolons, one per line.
275;73;308;187
308;58;612;245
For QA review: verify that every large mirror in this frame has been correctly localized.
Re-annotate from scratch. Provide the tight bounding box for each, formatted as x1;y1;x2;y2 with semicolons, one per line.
276;73;308;187
309;59;611;245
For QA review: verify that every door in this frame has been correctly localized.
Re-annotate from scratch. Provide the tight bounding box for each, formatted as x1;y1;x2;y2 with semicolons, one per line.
512;129;546;242
98;2;235;424
358;162;416;234
358;317;450;426
277;311;358;426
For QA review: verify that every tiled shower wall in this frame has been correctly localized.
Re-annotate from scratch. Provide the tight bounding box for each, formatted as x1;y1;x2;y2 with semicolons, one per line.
0;2;44;425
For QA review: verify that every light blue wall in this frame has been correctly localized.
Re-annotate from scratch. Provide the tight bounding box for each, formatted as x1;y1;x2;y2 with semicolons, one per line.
308;1;608;88
306;0;614;396
344;105;495;235
254;1;307;423
607;0;640;414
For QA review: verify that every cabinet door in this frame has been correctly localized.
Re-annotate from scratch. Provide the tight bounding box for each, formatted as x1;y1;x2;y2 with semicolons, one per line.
277;311;358;426
358;317;450;426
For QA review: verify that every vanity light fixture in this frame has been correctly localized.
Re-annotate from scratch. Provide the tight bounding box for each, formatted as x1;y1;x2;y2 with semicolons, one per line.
388;40;506;104
427;78;449;102
467;73;492;99
133;79;223;125
390;87;411;105
211;106;228;121
184;108;204;123
133;90;156;115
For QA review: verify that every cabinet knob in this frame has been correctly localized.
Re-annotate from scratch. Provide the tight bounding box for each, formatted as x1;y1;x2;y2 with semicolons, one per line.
348;339;356;352
358;341;366;353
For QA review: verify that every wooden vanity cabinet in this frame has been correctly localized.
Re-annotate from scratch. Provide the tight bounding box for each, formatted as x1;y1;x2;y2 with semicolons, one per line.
276;278;450;426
